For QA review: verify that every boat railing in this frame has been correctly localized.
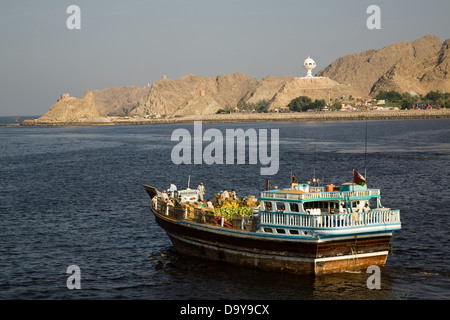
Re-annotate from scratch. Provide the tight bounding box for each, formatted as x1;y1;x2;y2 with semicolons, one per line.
152;197;259;231
260;208;400;229
261;189;380;201
152;197;400;231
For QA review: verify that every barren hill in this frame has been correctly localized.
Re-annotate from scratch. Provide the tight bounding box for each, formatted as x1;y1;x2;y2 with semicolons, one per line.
35;91;110;123
127;73;358;116
132;72;259;117
267;77;360;110
316;35;450;96
91;85;151;116
30;35;450;123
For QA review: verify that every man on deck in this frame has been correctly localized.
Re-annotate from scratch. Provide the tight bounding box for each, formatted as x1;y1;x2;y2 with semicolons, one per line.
291;174;298;190
197;182;205;201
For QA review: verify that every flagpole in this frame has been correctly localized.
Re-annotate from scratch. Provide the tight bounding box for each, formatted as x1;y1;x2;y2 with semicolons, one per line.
364;108;368;180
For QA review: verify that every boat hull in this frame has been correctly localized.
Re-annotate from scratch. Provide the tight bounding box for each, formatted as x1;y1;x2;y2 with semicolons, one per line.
151;204;392;275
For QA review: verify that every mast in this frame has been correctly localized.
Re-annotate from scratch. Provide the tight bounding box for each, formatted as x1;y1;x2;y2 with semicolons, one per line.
364;110;368;179
313;144;317;186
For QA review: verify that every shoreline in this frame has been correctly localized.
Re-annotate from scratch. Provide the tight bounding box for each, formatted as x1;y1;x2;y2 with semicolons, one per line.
20;109;450;126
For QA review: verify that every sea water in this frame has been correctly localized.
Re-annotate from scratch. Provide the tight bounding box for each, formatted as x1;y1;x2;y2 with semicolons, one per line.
0;118;449;300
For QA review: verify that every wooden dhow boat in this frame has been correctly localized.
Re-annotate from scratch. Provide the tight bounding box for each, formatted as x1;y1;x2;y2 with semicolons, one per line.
143;172;401;275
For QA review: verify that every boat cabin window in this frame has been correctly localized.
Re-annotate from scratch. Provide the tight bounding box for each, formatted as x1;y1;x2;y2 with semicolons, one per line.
304;201;328;209
276;202;286;212
263;227;273;233
289;230;299;235
368;198;376;208
290;203;300;212
264;201;273;211
276;229;286;234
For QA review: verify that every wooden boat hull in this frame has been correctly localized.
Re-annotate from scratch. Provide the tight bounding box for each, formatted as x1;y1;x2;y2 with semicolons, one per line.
150;203;392;275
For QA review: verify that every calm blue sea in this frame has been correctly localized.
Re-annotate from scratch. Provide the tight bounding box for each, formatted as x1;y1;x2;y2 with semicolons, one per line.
0;118;449;302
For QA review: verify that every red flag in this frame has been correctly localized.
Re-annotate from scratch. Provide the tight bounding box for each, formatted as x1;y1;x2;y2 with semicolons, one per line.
353;170;366;186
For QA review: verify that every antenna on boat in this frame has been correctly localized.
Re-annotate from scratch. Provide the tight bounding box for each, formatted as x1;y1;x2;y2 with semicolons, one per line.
321;167;326;187
364;110;368;180
290;167;292;188
187;175;191;189
312;144;317;187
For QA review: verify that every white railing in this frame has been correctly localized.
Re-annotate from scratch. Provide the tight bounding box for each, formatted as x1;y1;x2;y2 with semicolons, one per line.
260;209;400;229
261;189;380;201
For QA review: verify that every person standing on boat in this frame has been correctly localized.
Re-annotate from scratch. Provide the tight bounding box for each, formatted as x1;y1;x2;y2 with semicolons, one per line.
168;181;177;198
197;182;205;201
219;191;225;205
169;181;177;191
291;174;298;190
363;203;371;213
339;202;344;214
356;201;364;213
230;189;237;200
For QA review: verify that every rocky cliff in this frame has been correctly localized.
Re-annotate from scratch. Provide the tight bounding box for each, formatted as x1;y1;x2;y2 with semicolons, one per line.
316;35;450;96
267;77;360;110
91;85;151;116
123;72;359;116
31;35;449;123
36;91;110;123
131;72;260;117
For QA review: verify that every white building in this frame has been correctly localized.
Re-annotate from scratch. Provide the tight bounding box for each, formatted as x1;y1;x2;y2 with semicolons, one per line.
303;56;317;78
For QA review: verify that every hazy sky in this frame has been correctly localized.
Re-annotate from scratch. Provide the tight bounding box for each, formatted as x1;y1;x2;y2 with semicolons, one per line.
0;0;449;116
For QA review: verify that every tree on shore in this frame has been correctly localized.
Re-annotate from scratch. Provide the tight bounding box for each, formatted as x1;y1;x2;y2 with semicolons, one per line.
287;96;326;112
376;90;450;109
237;100;270;113
375;91;402;102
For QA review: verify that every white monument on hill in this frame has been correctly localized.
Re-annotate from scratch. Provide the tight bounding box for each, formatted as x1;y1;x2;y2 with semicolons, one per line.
303;56;317;78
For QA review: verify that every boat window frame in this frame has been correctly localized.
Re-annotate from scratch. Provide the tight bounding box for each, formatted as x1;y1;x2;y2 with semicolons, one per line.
289;202;300;212
275;201;286;212
264;201;273;211
304;201;332;212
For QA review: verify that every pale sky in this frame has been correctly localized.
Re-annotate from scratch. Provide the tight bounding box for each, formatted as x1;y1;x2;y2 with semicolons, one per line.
0;0;449;116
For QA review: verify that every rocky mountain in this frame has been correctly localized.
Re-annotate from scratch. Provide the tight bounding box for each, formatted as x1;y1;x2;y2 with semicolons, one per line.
36;91;109;123
33;35;449;122
267;77;358;110
91;85;151;116
112;73;359;116
316;34;450;96
132;72;259;117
